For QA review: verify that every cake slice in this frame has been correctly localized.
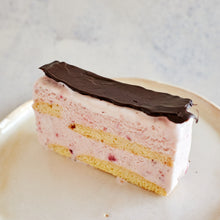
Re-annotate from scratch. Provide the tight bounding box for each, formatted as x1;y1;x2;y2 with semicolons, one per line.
33;61;196;196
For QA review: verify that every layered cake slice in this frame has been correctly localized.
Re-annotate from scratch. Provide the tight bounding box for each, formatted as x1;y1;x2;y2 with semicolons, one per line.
33;61;196;196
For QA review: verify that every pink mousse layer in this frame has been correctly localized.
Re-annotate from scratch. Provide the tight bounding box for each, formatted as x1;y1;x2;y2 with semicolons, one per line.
35;112;173;192
33;76;193;193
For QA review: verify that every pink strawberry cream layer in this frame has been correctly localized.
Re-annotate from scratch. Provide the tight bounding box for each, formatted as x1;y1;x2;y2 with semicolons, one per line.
33;76;193;194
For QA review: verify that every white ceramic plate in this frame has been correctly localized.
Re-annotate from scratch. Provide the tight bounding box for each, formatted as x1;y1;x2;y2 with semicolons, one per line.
0;79;220;220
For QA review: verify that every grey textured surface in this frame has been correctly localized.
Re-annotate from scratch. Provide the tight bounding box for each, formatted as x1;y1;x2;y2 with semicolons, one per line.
0;0;219;120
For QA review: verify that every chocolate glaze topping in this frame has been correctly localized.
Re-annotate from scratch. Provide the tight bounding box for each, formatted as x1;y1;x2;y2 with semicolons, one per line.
40;61;195;123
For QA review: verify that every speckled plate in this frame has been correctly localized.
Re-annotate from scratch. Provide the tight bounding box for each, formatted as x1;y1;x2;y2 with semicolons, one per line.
0;79;220;220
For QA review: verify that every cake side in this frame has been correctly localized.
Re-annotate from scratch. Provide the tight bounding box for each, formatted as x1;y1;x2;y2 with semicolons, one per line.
170;120;193;190
33;76;193;195
35;111;170;195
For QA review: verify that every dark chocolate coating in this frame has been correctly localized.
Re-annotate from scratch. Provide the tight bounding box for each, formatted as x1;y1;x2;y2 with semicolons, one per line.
40;61;195;123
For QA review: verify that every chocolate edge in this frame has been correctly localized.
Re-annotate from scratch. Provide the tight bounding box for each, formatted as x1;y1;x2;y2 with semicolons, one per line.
39;61;197;124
